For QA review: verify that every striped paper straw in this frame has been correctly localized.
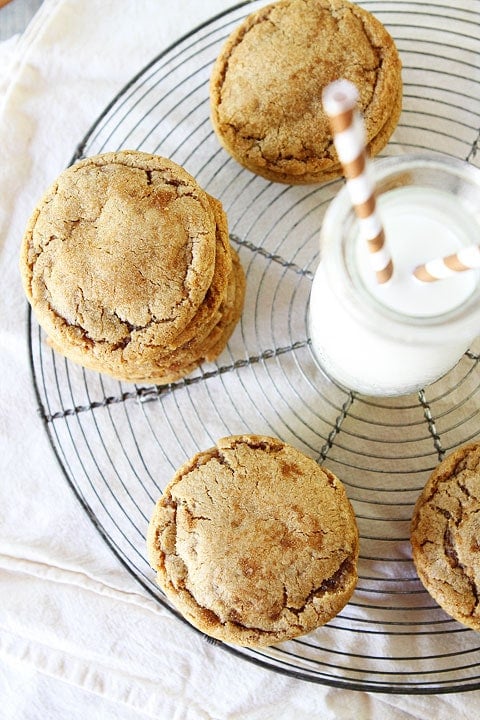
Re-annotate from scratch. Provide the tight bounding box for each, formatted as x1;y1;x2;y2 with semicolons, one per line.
413;244;480;282
322;79;393;284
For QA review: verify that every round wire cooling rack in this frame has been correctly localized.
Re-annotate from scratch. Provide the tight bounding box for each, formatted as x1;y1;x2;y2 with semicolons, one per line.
28;0;480;694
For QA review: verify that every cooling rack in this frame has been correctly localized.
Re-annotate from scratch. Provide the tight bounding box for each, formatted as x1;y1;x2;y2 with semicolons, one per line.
28;0;480;694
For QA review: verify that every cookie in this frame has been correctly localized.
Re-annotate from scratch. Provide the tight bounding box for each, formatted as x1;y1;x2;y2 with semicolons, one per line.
147;434;359;646
210;0;402;184
410;443;480;630
20;150;244;384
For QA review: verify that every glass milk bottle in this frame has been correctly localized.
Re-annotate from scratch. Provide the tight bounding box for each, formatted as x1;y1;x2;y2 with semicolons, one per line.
308;154;480;396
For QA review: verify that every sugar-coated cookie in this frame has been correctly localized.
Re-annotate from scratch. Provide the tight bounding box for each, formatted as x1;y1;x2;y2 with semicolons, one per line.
210;0;402;184
411;443;480;630
147;434;359;646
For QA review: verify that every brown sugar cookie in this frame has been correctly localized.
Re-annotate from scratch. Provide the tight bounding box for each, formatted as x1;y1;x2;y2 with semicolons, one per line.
20;150;244;384
147;434;359;646
210;0;402;184
410;443;480;630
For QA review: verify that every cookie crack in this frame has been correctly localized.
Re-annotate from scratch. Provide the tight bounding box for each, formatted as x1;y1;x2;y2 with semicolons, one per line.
443;526;460;569
228;437;284;454
182;505;212;524
443;525;480;615
285;556;355;617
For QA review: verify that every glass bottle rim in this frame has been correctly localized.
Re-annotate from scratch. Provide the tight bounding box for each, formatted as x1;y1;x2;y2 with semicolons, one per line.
319;153;480;344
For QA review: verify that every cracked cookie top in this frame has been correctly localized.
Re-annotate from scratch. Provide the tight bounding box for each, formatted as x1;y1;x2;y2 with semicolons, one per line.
20;151;217;351
210;0;402;184
411;443;480;630
147;434;359;646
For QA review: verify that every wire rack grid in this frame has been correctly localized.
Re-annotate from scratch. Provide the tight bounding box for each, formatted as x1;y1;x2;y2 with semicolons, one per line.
28;0;480;694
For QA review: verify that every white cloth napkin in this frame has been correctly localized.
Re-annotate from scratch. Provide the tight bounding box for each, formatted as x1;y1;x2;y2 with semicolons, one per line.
1;1;480;718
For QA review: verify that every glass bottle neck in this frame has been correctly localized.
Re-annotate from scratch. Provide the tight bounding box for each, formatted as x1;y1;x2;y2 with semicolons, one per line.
320;155;480;345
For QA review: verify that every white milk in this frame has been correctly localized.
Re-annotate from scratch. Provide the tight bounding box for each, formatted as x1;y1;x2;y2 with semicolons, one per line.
308;156;480;396
358;188;477;317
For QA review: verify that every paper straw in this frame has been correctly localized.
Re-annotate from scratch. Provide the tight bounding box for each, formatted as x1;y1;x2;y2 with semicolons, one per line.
322;79;393;284
413;243;480;282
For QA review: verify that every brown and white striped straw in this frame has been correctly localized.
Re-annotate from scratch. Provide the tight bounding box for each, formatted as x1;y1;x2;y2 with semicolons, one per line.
322;79;393;284
413;243;480;282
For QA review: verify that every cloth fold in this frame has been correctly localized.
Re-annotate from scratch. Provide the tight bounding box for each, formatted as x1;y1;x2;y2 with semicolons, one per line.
1;1;480;718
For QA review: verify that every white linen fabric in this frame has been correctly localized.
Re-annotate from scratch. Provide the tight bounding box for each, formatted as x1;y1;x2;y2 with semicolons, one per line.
1;1;480;718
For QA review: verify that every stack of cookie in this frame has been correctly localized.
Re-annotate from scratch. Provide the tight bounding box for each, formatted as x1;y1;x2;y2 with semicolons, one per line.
210;0;403;184
20;150;245;385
